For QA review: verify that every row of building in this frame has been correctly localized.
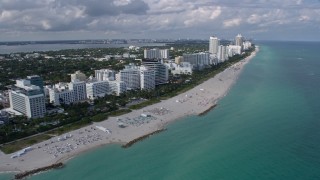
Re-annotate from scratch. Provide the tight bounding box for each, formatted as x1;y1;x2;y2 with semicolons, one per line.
50;59;169;106
165;34;252;73
5;34;252;119
7;58;169;118
209;34;252;62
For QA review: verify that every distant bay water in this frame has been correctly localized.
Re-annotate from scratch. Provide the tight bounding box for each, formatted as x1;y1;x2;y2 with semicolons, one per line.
1;41;320;179
0;43;165;54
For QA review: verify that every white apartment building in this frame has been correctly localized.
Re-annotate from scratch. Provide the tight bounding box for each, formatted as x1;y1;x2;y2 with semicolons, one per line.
144;49;170;59
69;80;87;102
243;41;252;50
140;66;155;90
141;60;168;85
183;52;210;69
217;45;228;63
95;69;116;81
86;81;109;100
49;80;87;106
209;36;220;54
235;34;244;50
108;81;126;96
209;54;219;65
227;45;242;57
117;64;141;90
49;83;75;106
9;80;46;118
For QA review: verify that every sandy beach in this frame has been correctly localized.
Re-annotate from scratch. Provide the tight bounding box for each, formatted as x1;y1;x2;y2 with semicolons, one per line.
0;48;258;173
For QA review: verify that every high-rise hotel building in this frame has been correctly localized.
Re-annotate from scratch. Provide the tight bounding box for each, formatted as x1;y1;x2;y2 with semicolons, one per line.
217;45;228;63
68;80;86;102
235;34;244;50
117;64;141;90
141;59;168;85
86;80;109;100
140;66;155;90
209;36;220;54
183;52;210;69
9;79;46;118
49;80;87;106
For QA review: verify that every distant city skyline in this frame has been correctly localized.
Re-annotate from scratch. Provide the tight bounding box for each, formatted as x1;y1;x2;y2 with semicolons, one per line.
1;0;320;41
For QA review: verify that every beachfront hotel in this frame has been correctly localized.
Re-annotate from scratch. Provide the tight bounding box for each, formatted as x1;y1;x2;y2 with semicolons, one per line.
49;83;75;106
49;80;87;106
183;52;210;70
243;41;252;50
140;66;156;90
108;81;126;96
209;36;220;55
117;64;141;90
86;80;109;100
68;80;87;102
141;59;168;85
116;64;157;91
227;45;242;57
235;34;244;50
9;79;46;118
217;45;228;63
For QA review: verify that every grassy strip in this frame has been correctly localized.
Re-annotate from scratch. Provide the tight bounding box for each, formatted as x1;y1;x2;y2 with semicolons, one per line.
108;109;132;117
129;99;161;110
46;120;92;136
0;134;52;154
91;113;109;122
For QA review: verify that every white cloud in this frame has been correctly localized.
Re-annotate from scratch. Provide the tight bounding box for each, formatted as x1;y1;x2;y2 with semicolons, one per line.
0;10;15;22
113;0;132;6
299;15;310;22
223;18;242;28
104;30;121;35
1;0;320;41
210;6;222;19
247;14;262;24
184;6;221;27
41;20;52;30
296;0;303;5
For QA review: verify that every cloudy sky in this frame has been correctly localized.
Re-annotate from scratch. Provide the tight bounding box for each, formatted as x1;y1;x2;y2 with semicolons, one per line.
1;0;320;41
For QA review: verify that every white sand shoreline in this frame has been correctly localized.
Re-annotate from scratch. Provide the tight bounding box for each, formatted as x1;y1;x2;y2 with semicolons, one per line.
0;47;259;173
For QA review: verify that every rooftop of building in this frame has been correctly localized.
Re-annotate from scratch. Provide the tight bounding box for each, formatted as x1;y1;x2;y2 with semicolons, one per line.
11;84;42;95
141;59;164;63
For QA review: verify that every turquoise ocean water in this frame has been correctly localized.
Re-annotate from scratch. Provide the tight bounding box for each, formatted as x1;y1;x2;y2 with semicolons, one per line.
1;41;320;179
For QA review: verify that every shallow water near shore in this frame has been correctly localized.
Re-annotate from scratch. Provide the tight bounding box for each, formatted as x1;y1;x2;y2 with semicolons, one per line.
2;41;320;180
